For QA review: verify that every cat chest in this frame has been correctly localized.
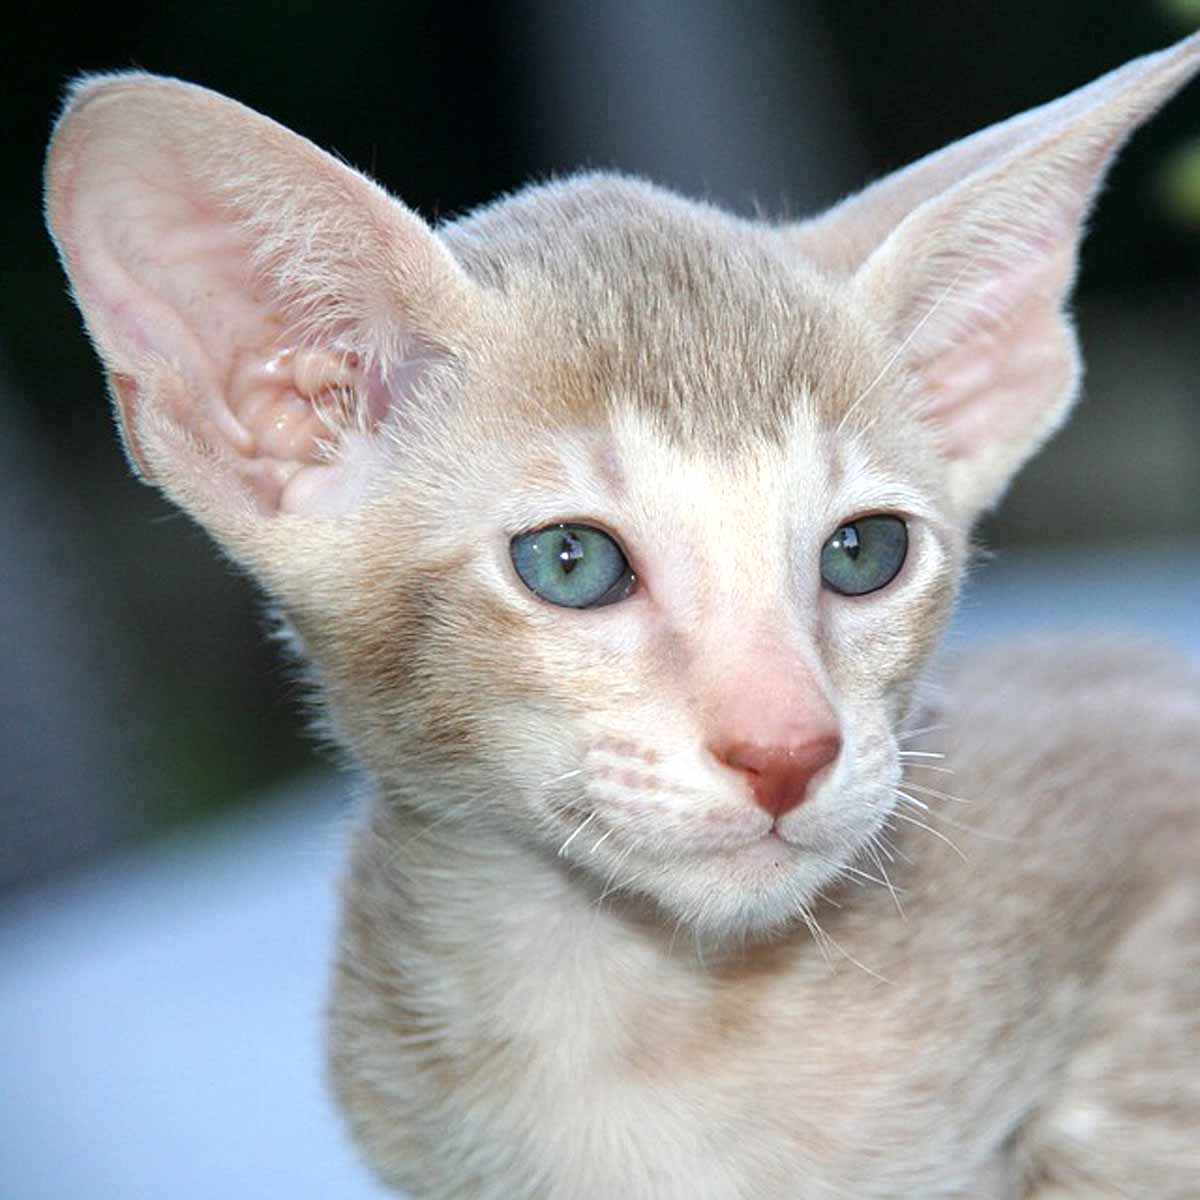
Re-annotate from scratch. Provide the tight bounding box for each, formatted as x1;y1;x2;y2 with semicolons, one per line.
385;979;1023;1199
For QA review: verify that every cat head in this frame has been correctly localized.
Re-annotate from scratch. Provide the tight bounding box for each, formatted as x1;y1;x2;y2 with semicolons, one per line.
45;35;1199;938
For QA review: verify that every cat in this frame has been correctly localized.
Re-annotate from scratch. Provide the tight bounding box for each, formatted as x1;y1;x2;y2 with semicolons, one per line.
45;31;1200;1200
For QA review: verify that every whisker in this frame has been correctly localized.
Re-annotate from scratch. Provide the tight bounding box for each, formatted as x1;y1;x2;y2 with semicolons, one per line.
833;860;889;889
872;836;896;864
911;678;951;698
559;811;598;856
918;811;1032;845
897;750;946;760
835;255;978;437
541;768;583;788
901;762;956;776
897;723;948;742
589;827;617;854
876;828;913;867
805;904;892;984
797;904;834;970
865;840;906;921
888;810;969;862
667;915;686;960
594;844;638;907
893;787;930;812
385;801;471;865
901;780;972;806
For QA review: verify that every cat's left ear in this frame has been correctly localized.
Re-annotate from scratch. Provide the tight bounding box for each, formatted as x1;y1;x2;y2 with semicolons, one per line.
45;73;483;571
796;33;1200;519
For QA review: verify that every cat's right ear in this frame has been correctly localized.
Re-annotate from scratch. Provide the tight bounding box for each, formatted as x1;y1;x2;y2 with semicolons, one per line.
45;74;481;560
786;34;1200;520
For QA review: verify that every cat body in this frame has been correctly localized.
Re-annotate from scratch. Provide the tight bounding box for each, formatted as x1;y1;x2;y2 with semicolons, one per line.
44;33;1200;1199
334;643;1200;1200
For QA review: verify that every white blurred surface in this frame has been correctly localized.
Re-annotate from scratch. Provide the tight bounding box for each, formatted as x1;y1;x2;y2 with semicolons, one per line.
1;542;1196;1199
948;540;1200;653
0;775;392;1199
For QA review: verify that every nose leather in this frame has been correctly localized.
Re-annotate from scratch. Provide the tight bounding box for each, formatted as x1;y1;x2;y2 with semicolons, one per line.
713;734;841;818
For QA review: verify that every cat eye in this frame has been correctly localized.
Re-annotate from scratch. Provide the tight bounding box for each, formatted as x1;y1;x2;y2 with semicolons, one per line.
819;515;908;596
510;523;636;609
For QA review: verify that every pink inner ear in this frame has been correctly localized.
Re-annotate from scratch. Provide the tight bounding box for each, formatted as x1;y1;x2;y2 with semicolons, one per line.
48;75;485;524
819;34;1200;516
83;154;272;371
847;141;1099;515
224;344;373;511
59;114;396;516
907;245;1076;460
921;293;1074;463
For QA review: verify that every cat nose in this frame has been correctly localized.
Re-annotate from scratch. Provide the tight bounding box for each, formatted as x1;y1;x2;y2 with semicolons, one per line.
711;734;842;818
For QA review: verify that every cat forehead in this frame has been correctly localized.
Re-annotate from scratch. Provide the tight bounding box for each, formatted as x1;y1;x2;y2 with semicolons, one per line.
504;398;937;521
442;174;895;452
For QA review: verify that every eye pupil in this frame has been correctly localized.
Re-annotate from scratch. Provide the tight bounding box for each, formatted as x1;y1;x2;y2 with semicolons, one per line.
835;525;860;559
511;523;636;609
820;515;907;596
557;532;584;574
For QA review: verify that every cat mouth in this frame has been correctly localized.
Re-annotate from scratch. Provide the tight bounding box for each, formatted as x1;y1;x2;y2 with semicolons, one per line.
553;789;824;872
709;827;806;866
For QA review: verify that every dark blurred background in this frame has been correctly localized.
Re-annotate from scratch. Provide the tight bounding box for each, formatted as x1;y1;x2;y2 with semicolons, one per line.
3;0;1198;891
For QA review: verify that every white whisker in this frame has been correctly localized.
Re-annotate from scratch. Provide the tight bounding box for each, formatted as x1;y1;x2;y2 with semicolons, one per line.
835;861;887;888
558;811;598;856
901;780;972;805
589;827;617;854
386;802;469;865
893;787;930;812
902;762;956;776
888;810;969;862
835;257;977;436
875;827;913;866
797;904;834;970
541;768;583;788
898;723;948;742
666;916;686;960
804;903;892;984
594;844;638;907
919;811;1032;845
866;840;906;921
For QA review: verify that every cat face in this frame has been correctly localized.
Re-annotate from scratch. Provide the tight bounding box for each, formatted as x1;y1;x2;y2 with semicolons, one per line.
283;184;963;938
44;37;1200;941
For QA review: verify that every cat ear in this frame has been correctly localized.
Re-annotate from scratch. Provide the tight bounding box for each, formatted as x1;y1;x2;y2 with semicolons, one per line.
45;73;481;549
794;34;1200;519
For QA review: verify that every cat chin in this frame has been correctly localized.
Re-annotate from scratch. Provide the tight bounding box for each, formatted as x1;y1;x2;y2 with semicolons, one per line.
544;786;892;941
616;834;850;942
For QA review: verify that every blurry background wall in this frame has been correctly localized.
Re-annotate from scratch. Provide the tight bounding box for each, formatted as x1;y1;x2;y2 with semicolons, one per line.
2;0;1198;889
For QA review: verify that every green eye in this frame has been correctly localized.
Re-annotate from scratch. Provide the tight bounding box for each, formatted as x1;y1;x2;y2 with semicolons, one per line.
820;515;908;596
510;523;636;609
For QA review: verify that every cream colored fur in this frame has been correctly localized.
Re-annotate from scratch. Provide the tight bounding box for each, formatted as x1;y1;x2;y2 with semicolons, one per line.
45;34;1200;1199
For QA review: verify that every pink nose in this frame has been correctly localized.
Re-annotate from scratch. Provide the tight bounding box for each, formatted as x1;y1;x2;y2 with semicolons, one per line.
711;734;841;818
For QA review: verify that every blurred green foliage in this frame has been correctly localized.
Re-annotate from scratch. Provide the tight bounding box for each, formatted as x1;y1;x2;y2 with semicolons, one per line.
1160;0;1200;26
1159;139;1200;225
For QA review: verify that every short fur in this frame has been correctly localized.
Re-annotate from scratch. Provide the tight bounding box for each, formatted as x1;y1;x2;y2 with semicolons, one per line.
45;34;1200;1198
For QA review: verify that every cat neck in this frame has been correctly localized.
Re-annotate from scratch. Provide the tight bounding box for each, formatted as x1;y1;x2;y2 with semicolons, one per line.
338;782;814;1052
332;783;868;1196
